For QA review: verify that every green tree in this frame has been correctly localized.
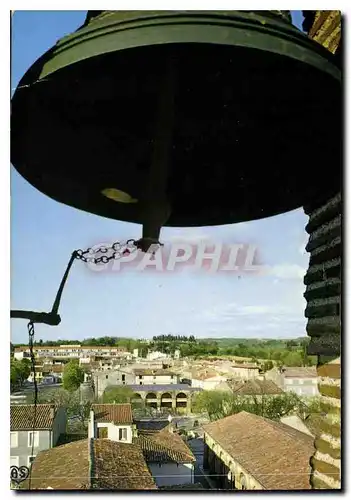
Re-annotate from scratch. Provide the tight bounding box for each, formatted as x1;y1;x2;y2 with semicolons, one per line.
10;359;31;390
192;390;304;422
62;360;84;392
29;388;93;431
192;390;233;420
66;394;92;429
282;351;303;367
17;359;31;384
262;360;274;372
102;386;135;404
263;392;302;420
10;360;19;390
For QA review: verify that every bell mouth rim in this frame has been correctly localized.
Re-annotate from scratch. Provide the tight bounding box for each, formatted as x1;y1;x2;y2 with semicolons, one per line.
14;10;340;92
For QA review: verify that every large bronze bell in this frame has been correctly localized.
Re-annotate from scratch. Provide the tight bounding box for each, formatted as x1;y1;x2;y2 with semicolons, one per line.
11;10;341;249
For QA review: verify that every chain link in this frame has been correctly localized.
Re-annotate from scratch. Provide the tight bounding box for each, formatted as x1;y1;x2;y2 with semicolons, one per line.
74;239;138;264
27;321;38;491
28;321;38;403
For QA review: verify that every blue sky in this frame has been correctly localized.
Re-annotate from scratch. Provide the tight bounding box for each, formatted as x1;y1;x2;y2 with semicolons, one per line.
11;10;309;343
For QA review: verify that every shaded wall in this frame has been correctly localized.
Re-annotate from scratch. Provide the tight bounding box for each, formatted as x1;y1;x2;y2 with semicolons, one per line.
302;11;341;489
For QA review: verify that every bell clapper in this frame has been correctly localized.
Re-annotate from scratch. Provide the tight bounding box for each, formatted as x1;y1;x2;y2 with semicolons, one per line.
137;55;177;253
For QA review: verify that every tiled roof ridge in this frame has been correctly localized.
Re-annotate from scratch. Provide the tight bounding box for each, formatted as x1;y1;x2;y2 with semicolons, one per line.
259;415;316;445
11;403;55;407
205;411;314;445
228;378;283;394
92;402;130;406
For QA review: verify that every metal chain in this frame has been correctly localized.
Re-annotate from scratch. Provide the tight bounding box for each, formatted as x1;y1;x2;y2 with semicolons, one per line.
11;237;160;488
74;239;138;264
28;321;38;491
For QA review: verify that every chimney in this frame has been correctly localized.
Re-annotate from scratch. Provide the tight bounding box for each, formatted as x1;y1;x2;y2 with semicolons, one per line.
88;409;95;439
167;414;174;433
49;406;55;420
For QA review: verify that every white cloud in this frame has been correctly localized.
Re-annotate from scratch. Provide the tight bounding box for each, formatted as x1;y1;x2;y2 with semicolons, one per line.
264;264;306;280
197;299;307;336
165;228;211;243
200;302;297;322
239;305;273;315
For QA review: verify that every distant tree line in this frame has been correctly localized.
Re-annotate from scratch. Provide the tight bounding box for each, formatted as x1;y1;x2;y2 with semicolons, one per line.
152;334;196;343
12;336;317;367
210;337;317;367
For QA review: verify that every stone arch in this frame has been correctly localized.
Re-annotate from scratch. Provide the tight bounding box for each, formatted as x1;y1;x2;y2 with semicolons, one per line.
132;393;143;406
145;392;157;408
161;392;172;408
176;392;187;408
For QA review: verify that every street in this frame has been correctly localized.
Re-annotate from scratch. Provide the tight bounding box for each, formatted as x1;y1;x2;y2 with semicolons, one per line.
187;437;213;489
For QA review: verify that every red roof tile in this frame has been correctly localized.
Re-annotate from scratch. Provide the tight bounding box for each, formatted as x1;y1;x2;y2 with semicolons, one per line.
204;411;314;490
21;438;156;490
93;439;156;490
91;404;133;424
10;404;57;431
134;430;195;464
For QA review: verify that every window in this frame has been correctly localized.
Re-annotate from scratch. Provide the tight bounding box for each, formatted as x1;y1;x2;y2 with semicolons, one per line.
118;428;127;441
106;375;108;379
139;375;142;379
28;431;39;448
139;381;143;385
28;455;36;467
10;456;19;467
122;374;125;382
10;432;18;448
97;427;108;438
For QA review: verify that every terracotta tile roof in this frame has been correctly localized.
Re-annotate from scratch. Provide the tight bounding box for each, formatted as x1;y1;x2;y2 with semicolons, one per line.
231;363;259;369
50;365;64;373
92;439;156;490
227;379;283;396
91;404;133;424
282;367;317;378
10;404;57;431
21;439;156;490
192;369;220;380
134;430;195;464
84;361;100;370
135;419;171;432
204;411;314;490
21;439;90;490
134;368;176;376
